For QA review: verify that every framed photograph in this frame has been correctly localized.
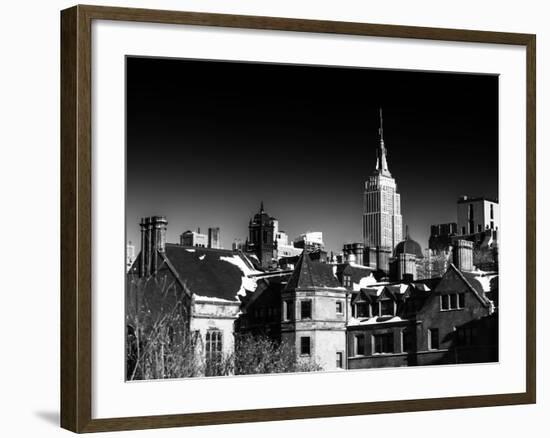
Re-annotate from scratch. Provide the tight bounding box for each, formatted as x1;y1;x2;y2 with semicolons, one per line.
60;5;536;433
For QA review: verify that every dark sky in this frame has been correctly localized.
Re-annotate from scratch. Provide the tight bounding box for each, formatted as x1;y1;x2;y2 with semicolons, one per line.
126;56;498;254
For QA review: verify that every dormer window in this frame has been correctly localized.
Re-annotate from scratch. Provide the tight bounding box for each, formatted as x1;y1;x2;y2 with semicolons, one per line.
380;299;395;316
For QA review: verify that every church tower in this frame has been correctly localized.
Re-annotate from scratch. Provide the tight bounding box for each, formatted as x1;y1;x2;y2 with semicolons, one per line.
246;202;277;269
363;109;403;272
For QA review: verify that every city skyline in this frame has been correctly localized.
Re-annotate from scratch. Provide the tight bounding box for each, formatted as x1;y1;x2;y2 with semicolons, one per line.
126;56;498;254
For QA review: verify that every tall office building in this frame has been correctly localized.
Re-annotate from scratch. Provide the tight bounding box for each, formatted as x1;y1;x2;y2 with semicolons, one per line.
362;109;403;272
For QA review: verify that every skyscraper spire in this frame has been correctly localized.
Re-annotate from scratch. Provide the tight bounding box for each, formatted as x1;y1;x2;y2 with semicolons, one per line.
375;107;391;177
260;201;265;213
379;107;384;142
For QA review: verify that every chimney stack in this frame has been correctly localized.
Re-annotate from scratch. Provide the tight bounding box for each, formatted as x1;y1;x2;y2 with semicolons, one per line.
139;216;168;277
453;239;473;272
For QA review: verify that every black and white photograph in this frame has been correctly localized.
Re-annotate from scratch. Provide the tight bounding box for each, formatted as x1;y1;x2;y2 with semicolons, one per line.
125;56;499;381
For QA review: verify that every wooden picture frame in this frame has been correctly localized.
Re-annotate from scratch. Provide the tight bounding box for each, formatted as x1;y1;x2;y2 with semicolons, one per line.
60;4;536;433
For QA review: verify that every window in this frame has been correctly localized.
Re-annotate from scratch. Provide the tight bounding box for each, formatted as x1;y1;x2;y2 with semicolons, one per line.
490;204;494;219
490;220;494;229
380;299;394;316
402;330;414;352
441;294;450;310
300;300;312;319
461;226;466;235
373;333;394;354
428;328;439;350
355;334;366;356
336;301;343;314
441;293;465;311
355;302;368;317
284;300;294;321
343;275;351;287
450;293;458;309
300;336;311;355
371;302;379;317
205;330;223;373
336;351;343;368
457;327;477;346
477;224;482;232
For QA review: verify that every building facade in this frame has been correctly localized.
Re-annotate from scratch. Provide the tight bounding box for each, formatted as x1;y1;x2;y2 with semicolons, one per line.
280;251;348;371
180;229;208;248
128;216;260;378
457;196;499;236
363;109;403;272
208;227;221;249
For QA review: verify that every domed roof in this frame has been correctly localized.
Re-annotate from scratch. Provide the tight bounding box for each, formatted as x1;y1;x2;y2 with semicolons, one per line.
395;228;424;258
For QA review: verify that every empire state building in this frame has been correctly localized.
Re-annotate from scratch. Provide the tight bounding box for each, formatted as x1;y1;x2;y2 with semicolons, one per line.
363;109;403;271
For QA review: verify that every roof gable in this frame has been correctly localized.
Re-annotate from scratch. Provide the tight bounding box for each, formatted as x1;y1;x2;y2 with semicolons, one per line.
435;264;492;307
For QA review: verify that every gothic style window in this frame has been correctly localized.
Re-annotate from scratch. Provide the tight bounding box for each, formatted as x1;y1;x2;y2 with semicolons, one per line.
205;330;223;375
373;333;394;354
300;336;311;355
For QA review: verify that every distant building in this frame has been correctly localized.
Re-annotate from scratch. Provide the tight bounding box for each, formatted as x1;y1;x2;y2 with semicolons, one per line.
126;241;136;272
429;197;499;272
363;109;403;272
343;242;365;265
208;227;221;249
457;196;499;236
389;228;424;282
232;238;245;251
429;222;458;253
246;202;277;269
180;228;208;248
294;231;324;251
274;224;303;259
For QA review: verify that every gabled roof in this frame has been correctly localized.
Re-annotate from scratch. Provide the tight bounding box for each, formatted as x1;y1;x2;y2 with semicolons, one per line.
441;264;494;308
285;251;341;291
159;244;260;302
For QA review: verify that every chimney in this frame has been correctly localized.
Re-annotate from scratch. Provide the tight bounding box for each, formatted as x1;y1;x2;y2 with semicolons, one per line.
453;239;473;272
139;216;168;277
